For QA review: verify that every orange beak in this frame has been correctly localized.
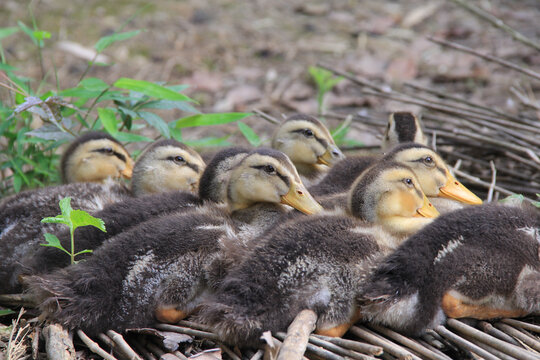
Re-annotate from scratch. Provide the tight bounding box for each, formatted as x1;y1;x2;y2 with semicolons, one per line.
120;159;134;179
439;171;483;205
281;182;323;215
414;194;440;218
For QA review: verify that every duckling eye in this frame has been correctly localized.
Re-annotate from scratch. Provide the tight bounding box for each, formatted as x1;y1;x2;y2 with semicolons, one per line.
403;178;413;186
263;165;275;174
169;156;185;163
303;129;314;137
103;147;113;154
423;156;434;167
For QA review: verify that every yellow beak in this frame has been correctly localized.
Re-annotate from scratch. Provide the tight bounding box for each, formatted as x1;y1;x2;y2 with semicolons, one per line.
120;159;134;179
317;146;345;166
281;182;323;215
439;171;483;205
415;194;440;218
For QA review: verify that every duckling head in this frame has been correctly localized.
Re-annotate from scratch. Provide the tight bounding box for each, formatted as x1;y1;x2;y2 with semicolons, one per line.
349;161;439;238
272;114;344;175
386;143;483;205
198;147;251;203
381;112;427;151
227;148;323;214
61;131;134;183
130;139;206;196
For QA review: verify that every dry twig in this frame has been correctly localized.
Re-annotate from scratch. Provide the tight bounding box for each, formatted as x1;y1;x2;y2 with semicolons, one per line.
43;324;76;360
77;330;118;360
276;309;317;360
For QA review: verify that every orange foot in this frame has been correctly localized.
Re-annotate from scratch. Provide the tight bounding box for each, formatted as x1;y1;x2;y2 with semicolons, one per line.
442;292;528;320
155;306;189;323
315;308;362;337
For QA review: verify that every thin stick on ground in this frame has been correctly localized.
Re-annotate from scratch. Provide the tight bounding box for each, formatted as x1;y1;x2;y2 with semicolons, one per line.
446;319;539;360
502;319;540;334
253;109;281;125
349;325;418;360
435;325;500;360
468;337;518;360
427;37;540;82
479;321;523;347
155;324;221;342
106;330;143;360
494;323;540;352
77;330;118;360
312;334;383;356
449;0;540;52
307;336;378;360
487;160;497;202
274;332;343;360
276;309;317;360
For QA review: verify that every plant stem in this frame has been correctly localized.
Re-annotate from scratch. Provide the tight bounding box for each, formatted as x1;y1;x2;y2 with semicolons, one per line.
70;227;75;264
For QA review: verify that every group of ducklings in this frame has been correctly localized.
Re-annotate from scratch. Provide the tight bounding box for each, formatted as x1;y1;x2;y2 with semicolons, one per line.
1;112;538;350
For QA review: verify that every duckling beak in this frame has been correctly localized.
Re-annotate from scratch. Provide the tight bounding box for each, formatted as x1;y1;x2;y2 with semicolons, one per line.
415;195;440;218
317;146;345;166
120;161;134;179
281;182;324;215
439;170;483;205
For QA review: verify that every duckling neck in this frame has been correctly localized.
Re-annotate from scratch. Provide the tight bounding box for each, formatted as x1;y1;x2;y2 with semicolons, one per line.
294;163;327;185
382;216;434;244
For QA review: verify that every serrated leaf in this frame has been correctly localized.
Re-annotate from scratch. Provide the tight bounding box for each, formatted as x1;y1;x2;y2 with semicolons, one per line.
80;78;109;92
70;209;106;232
59;197;73;220
98;108;118;134
113;132;152;143
41;233;63;248
0;27;19;40
174;112;252;128
114;78;194;102
139;111;170;138
94;30;143;53
237;121;261;146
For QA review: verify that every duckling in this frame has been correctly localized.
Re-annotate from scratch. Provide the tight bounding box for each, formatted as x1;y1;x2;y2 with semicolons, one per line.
8;147;247;293
272;114;344;186
315;143;482;213
381;112;427;151
0;139;206;294
197;161;439;347
359;203;540;336
29;148;322;336
309;112;427;197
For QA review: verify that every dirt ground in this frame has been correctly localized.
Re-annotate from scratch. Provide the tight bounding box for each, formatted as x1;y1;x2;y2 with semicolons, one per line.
1;0;540;146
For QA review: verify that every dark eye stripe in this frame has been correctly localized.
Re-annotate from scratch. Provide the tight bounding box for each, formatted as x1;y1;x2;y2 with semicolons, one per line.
92;148;127;163
292;129;329;148
251;165;290;187
186;163;199;173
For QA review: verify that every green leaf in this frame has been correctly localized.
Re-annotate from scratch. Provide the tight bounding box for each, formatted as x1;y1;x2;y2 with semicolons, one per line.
70;209;106;232
139;100;200;113
40;233;69;255
114;78;195;102
0;309;15;317
74;249;94;256
183;136;232;148
113;132;153;143
138;111;170;138
12;173;22;193
98;108;118;134
94;30;143;53
237;121;261;146
499;194;524;204
33;30;51;41
174;112;252;128
0;27;19;40
17;21;37;45
60;87;103;98
0;63;17;71
80;78;109;92
59;197;73;220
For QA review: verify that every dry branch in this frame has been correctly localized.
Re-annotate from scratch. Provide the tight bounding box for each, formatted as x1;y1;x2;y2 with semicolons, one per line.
449;0;540;52
494;323;540;352
479;321;523;347
446;319;539;360
435;325;499;360
307;335;377;360
77;330;118;360
312;334;383;355
276;309;317;360
349;325;418;360
253;109;281;125
155;324;221;342
468;337;518;360
502;319;540;334
43;324;76;360
107;330;143;360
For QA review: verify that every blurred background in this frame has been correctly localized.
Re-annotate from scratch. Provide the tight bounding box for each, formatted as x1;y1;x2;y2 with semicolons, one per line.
0;0;539;199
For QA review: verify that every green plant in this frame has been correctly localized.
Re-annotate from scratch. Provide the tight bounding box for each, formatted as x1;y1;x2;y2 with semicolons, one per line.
41;197;106;264
0;9;254;197
308;66;343;116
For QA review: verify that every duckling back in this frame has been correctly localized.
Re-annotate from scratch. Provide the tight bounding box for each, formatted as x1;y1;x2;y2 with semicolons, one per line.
359;204;540;336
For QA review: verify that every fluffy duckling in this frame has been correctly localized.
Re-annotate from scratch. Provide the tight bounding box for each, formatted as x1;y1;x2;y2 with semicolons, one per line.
272;114;344;186
309;112;426;197
315;143;482;213
359;203;540;336
29;148;322;335
9;147;247;293
0;139;205;294
381;112;427;151
197;161;439;347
